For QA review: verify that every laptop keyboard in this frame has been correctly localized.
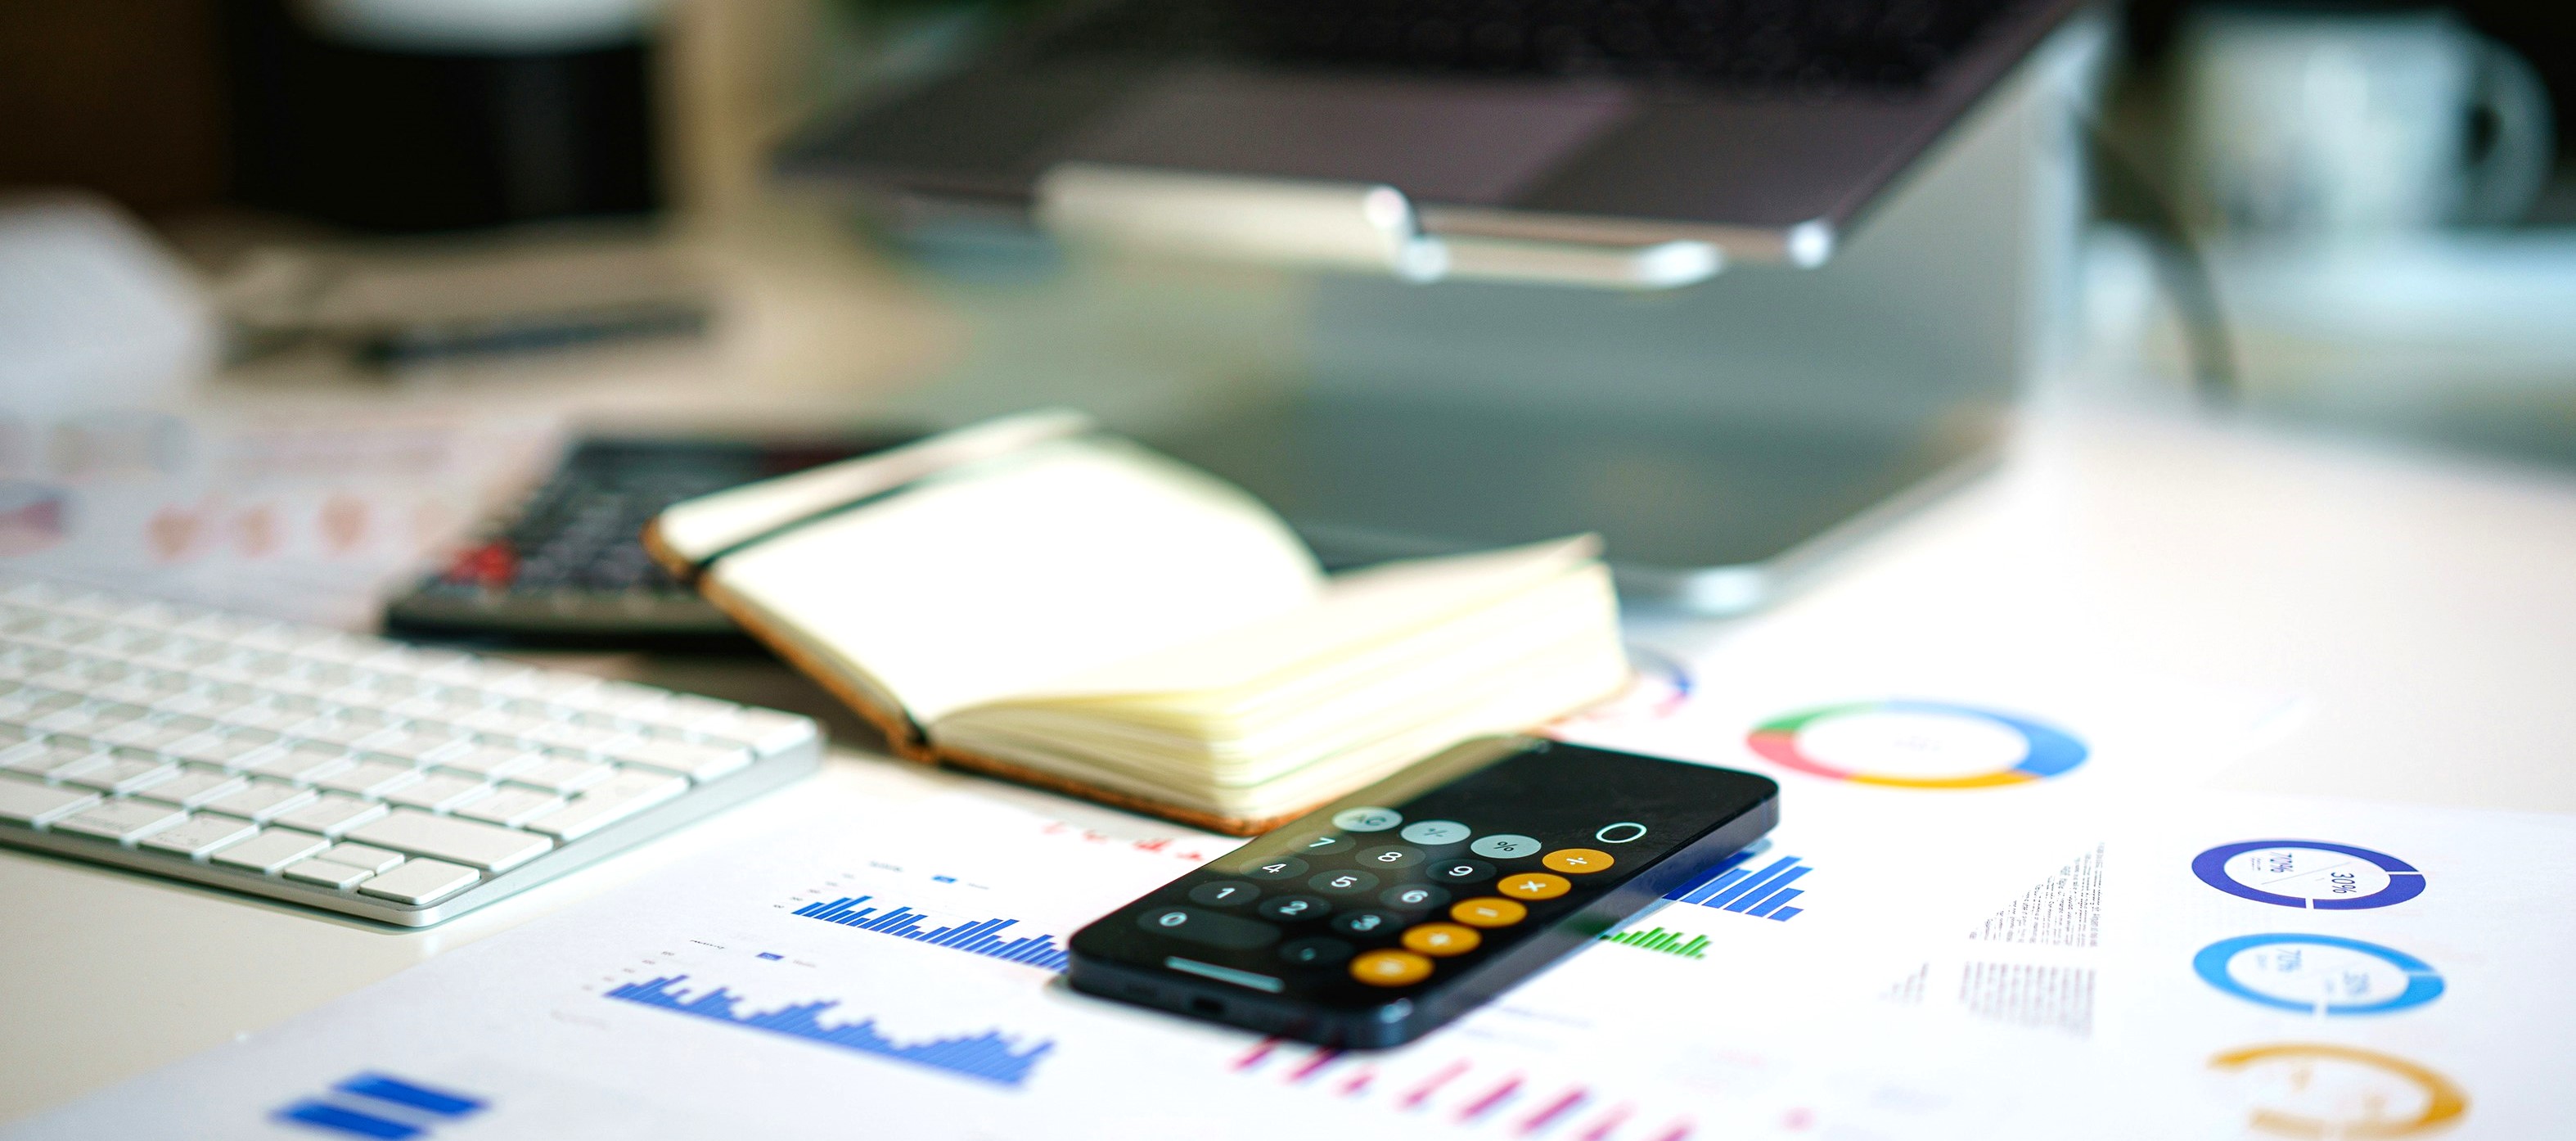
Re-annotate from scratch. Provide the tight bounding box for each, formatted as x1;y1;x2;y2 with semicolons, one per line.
0;575;823;925
1041;0;2033;92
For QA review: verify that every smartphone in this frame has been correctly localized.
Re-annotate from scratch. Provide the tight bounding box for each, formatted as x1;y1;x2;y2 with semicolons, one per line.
1066;736;1779;1048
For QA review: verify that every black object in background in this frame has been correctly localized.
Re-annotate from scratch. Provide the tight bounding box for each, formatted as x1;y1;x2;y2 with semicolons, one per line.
221;0;661;232
386;432;921;649
1069;737;1778;1049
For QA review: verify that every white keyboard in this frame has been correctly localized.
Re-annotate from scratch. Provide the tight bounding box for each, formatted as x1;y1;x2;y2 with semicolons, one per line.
0;575;822;925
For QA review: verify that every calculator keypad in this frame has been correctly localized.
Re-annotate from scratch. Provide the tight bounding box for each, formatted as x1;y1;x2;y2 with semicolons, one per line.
1171;813;1638;990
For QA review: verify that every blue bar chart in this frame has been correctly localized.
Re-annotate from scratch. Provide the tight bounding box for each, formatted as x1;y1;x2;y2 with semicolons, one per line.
605;975;1055;1087
1663;851;1813;922
271;1072;485;1139
790;895;1072;971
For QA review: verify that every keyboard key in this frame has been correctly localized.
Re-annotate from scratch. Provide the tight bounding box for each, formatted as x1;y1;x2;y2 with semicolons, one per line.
161;728;282;770
59;754;178;795
349;809;552;873
520;771;687;841
137;812;259;858
245;743;355;786
97;713;215;751
268;793;389;837
210;828;331;873
318;842;405;873
200;779;319;823
132;766;249;808
288;714;397;750
281;858;373;889
52;800;189;843
450;786;563;828
0;688;79;721
382;773;490;813
434;742;543;780
507;755;614;794
700;708;817;756
613;736;752;781
2;742;102;780
365;728;471;767
357;858;479;905
450;707;556;741
214;698;317;733
313;759;421;798
0;774;99;826
35;701;149;737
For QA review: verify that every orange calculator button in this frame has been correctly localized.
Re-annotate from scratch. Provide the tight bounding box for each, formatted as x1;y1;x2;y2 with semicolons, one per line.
1497;873;1571;900
1350;949;1434;986
1401;922;1483;957
1450;897;1529;927
1542;848;1615;874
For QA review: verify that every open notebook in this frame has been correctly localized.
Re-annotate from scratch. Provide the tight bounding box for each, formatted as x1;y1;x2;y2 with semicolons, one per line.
642;411;1628;834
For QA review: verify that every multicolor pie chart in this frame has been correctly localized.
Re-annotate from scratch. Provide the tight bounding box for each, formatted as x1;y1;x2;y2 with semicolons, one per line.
1744;700;2088;789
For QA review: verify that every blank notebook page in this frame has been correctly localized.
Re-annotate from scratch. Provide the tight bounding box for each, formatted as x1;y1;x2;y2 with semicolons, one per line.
983;537;1601;710
708;438;1323;724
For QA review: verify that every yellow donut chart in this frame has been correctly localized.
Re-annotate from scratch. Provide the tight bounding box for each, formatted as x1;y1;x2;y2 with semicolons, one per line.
2209;1044;2468;1139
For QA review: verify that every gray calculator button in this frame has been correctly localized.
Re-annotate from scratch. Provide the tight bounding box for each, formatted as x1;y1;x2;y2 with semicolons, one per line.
1138;905;1281;949
1430;859;1496;884
1295;833;1354;855
1381;883;1451;911
1308;868;1380;895
1470;833;1543;859
1332;807;1403;832
1258;895;1331;922
1331;910;1398;937
1354;844;1424;869
1238;855;1310;881
1399;819;1471;846
1189;880;1261;907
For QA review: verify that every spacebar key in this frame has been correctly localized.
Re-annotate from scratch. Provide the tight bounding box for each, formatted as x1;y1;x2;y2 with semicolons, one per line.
348;809;553;873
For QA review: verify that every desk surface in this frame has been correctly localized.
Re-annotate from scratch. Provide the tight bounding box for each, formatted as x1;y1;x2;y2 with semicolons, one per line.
6;228;2574;1123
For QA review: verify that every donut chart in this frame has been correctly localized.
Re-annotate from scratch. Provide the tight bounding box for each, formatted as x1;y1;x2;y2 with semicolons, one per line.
1744;701;2087;789
2210;1043;2468;1139
2194;934;2445;1016
2194;841;2425;910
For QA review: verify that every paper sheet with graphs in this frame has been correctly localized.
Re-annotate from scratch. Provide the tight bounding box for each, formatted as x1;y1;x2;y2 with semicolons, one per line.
13;616;2574;1141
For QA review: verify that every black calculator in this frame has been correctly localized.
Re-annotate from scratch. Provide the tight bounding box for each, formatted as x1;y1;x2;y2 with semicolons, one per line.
1069;737;1778;1048
385;431;915;647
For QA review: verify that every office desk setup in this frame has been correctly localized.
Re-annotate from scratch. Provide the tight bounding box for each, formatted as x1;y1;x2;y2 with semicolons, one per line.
7;368;2573;1130
6;2;2574;1133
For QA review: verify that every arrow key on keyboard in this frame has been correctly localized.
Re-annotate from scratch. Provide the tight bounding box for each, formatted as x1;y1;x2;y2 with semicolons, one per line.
210;828;329;873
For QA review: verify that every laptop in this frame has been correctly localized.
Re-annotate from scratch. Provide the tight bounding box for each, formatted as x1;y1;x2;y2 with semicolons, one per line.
777;0;2098;611
780;0;2084;264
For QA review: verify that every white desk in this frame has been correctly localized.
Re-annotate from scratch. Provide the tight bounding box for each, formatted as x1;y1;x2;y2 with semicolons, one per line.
6;390;2574;1123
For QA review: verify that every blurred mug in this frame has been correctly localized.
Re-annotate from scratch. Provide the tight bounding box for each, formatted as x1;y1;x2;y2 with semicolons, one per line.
2177;3;2554;235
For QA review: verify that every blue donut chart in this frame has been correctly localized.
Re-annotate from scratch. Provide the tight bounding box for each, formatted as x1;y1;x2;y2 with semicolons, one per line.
2193;934;2446;1016
2193;840;2425;910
